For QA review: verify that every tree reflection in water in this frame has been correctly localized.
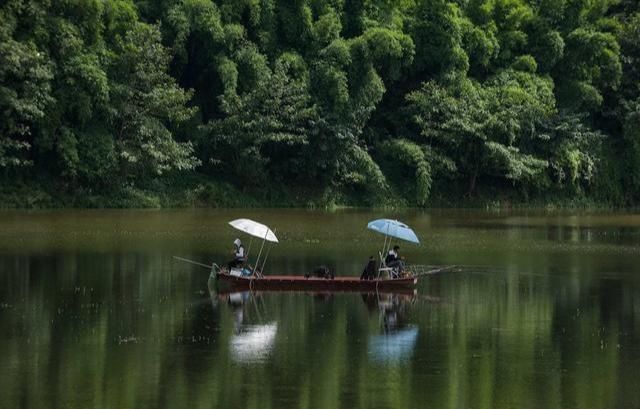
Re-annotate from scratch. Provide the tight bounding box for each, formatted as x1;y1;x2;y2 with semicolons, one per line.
2;209;640;409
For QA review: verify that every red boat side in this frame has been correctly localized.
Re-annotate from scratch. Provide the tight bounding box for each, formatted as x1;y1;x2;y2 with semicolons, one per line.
216;272;418;292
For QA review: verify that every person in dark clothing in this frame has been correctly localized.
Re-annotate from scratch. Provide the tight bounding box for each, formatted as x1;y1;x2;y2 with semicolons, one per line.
360;256;377;280
385;245;399;264
385;245;404;276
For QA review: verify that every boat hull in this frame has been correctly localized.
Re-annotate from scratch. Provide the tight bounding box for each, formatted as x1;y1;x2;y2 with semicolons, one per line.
216;272;418;293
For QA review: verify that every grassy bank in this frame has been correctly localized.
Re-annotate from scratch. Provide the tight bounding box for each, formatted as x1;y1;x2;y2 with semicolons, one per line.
0;172;359;209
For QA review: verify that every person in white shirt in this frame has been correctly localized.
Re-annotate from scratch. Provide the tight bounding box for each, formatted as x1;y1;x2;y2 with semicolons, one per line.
227;238;245;270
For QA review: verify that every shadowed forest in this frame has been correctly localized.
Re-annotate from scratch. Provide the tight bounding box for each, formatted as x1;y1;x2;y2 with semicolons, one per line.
1;0;640;207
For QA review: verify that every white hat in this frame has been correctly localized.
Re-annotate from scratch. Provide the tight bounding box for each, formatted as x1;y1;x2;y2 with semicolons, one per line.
233;238;241;246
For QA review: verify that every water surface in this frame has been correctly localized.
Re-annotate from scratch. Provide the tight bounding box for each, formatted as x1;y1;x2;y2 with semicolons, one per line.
1;209;639;408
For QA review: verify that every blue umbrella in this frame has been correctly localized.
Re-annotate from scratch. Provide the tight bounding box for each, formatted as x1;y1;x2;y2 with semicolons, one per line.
367;219;420;244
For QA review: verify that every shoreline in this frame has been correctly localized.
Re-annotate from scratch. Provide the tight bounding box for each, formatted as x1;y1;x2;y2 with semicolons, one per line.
0;175;619;211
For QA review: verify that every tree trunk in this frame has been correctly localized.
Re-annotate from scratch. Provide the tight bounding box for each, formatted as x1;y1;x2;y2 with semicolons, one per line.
467;166;478;196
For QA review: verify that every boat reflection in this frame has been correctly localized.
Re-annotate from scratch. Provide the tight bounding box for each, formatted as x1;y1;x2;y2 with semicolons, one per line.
213;288;421;365
365;293;419;364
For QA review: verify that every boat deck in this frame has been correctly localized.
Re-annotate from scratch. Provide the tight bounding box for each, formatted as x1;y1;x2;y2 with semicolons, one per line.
217;272;418;292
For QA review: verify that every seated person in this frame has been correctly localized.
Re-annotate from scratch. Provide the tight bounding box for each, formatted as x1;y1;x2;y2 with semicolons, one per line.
227;238;246;270
360;256;377;280
385;245;405;277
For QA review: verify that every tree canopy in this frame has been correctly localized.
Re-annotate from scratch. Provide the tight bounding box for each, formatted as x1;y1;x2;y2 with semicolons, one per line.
1;0;639;207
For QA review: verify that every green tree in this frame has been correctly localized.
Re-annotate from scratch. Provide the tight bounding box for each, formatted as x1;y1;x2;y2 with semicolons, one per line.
109;23;199;181
0;8;52;168
537;113;604;191
617;12;640;104
408;0;469;77
617;13;640;200
207;55;319;186
39;0;111;178
554;28;621;111
407;69;554;194
2;0;639;206
379;139;432;205
622;101;640;199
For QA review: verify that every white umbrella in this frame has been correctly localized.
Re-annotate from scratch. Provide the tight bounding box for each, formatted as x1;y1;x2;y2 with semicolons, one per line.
229;219;279;243
228;218;279;275
174;219;278;274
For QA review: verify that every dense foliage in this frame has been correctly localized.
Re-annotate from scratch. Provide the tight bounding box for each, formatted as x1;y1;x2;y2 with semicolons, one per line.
1;0;639;207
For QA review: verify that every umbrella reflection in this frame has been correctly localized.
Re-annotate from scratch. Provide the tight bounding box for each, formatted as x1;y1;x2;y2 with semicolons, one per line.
230;323;278;363
368;327;419;364
215;289;278;364
365;293;419;363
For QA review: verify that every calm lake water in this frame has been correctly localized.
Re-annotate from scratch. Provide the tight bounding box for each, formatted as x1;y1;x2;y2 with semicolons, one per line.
1;209;639;409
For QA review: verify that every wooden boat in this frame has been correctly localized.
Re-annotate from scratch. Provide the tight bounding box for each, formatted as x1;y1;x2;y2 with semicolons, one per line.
175;217;449;295
213;217;425;292
216;271;418;292
215;286;418;298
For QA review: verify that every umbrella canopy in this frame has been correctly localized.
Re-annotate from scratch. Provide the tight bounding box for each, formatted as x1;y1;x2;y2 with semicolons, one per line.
367;219;420;244
229;219;279;243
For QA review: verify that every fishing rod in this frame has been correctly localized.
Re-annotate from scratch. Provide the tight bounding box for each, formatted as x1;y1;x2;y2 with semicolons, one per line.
406;265;460;277
173;256;216;270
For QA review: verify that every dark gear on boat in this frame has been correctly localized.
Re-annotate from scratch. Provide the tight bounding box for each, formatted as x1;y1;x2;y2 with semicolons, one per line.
305;265;334;279
360;256;377;280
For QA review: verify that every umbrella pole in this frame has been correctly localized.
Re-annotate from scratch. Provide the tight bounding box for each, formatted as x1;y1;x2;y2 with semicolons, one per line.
246;237;253;258
253;229;269;276
260;244;272;275
259;229;275;275
380;235;388;261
